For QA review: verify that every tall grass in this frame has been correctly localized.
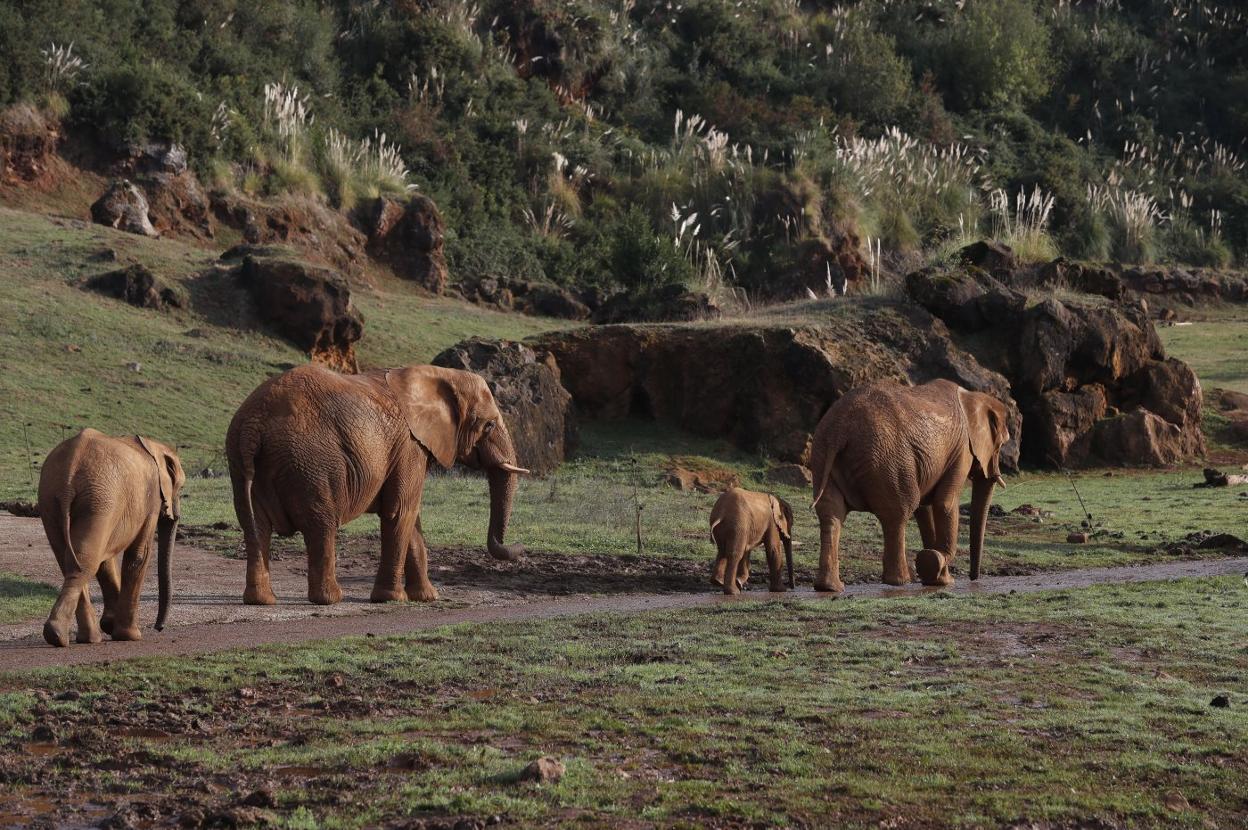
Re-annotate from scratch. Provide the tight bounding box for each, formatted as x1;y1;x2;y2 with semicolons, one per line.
989;186;1059;262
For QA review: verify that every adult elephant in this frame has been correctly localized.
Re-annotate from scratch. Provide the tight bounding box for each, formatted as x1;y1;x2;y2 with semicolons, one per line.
226;364;528;606
809;379;1010;592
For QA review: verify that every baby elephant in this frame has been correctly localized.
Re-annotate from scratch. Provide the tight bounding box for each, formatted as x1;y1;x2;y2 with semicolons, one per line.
709;487;795;594
37;428;184;647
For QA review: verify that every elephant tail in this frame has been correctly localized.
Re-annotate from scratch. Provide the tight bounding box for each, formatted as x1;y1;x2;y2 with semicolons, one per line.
57;491;85;575
810;443;840;511
709;518;722;545
228;418;263;556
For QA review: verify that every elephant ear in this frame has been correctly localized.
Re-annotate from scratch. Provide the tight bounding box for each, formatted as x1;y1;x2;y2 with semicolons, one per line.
385;367;462;470
770;496;793;540
960;389;1006;480
136;435;176;520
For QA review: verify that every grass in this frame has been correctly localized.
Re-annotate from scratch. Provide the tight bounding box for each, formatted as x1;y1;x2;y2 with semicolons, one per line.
0;573;57;624
1158;314;1248;395
1;576;1245;827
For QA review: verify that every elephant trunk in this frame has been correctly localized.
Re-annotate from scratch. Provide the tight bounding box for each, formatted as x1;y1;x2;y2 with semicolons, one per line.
155;512;177;631
784;536;794;589
968;476;993;581
486;466;523;562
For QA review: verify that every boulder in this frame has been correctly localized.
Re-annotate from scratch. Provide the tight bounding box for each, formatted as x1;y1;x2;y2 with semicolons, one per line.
1092;409;1193;466
212;192;367;279
91;179;158;237
1025;386;1107;467
764;463;813;488
462;276;592;320
83;264;185;312
238;255;363;372
365;194;448;293
959;240;1016;278
142;169;213;240
905;267;1024;332
432;337;576;476
1038;258;1126;301
0;104;58;184
591;283;720;324
532;301;1022;470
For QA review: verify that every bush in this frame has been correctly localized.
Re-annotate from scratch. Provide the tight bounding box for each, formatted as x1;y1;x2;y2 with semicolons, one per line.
600;206;693;290
70;67;214;159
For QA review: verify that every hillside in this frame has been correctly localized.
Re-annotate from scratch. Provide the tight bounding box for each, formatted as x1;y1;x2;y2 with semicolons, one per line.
2;0;1246;309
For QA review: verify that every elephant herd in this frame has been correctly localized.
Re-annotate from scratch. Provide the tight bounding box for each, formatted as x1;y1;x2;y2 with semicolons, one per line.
33;362;1010;648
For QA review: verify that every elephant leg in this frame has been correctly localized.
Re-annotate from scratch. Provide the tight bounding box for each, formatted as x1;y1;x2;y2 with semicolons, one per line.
111;535;153;641
96;556;121;635
763;537;786;593
306;523;344;605
403;517;438;603
880;515;911;586
814;488;847;593
243;510;277;606
720;546;747;595
371;509;415;603
74;586;102;644
736;548;752;591
43;515;108;647
917;488;961;587
914;505;937;550
710;553;728;587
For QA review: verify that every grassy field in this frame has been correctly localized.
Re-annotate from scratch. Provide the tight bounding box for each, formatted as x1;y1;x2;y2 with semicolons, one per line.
1;576;1245;828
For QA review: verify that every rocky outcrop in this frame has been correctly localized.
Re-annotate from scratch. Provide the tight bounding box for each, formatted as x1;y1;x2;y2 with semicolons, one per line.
83;264;185;311
1120;265;1248;304
462;276;592;320
959;240;1017;280
531;301;1022;470
0;104;58;185
212;192;367;279
91;179;158;237
117;143;214;240
908;266;1205;467
432;338;576;476
592;284;721;324
237;254;363;372
365;195;448;293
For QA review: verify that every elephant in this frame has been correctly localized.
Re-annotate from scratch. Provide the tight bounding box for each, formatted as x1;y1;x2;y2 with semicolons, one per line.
808;379;1010;592
36;428;184;647
225;363;529;606
709;487;795;595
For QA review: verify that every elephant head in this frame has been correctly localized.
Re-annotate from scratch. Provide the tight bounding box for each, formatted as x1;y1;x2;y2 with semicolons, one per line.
136;436;185;631
959;388;1011;580
386;367;529;561
769;495;795;589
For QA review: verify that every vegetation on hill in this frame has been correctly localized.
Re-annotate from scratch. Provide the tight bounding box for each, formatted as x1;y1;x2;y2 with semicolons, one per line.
2;0;1246;302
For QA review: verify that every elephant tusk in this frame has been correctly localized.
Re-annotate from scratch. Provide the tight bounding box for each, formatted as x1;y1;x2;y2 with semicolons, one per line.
498;462;531;476
993;474;1007;490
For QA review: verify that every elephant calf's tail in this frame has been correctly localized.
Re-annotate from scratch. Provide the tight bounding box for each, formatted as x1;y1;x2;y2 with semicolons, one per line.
227;418;264;555
709;518;722;546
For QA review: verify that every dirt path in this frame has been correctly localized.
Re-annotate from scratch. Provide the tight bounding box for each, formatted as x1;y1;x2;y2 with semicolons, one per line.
3;515;1246;673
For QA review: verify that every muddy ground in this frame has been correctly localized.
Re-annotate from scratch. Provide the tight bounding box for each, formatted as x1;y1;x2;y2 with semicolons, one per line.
4;515;1247;673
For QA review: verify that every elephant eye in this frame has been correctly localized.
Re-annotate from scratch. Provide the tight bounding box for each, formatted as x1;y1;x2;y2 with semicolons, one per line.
482;420;496;435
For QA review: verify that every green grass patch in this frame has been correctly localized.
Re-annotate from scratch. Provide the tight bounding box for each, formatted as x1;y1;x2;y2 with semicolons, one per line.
0;573;57;624
2;577;1246;827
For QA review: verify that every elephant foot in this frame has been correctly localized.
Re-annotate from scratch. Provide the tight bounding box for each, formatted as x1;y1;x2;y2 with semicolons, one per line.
768;582;787;594
310;581;344;605
76;627;103;645
369;587;409;603
915;549;954;587
111;626;142;642
405;582;439;603
243;585;278;606
882;574;909;587
43;622;70;648
99;615;115;636
813;578;845;593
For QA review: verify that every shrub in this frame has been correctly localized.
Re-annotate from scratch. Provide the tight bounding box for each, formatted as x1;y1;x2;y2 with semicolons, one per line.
70;67;214;160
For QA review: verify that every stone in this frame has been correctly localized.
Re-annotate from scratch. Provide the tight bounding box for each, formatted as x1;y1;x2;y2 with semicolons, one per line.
1066;532;1089;544
83;264;186;311
211;191;367;279
517;756;565;784
1091;409;1190;467
1210;694;1230;708
0;103;58;184
959;240;1016;277
591;283;720;324
764;463;813;488
365;194;448;293
432;338;576;476
238;255;363;372
91;179;158;237
664;465;741;493
906;266;1026;332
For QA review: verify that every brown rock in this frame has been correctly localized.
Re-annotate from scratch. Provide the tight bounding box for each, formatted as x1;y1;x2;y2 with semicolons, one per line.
518;756;565;784
664;464;740;493
91;179;158;237
1026;386;1107;468
1066;532;1089;544
764;463;813;488
83;264;185;312
1091;409;1190;466
212;192;367;279
238;255;363;372
959;240;1016;278
0;104;58;184
1215;388;1248;412
365;194;448;293
432;338;577;476
591;283;719;323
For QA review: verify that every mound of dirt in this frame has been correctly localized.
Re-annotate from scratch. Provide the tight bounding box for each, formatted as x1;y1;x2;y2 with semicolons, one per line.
237;254;363;372
432;337;577;476
212;192;367;279
908;267;1206;467
82;264;186;311
461;276;593;320
364;194;448;293
0;104;58;185
530;300;1022;469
